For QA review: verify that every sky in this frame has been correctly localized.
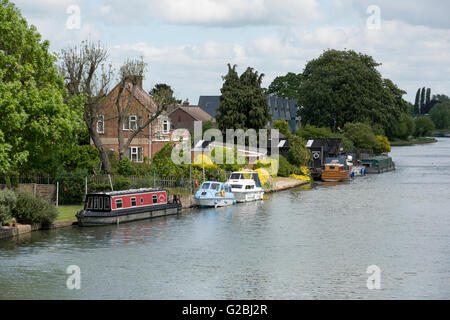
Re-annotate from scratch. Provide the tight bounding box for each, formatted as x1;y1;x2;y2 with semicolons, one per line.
11;0;450;104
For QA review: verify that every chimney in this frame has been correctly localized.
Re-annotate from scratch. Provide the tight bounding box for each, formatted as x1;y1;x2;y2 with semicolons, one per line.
182;99;190;107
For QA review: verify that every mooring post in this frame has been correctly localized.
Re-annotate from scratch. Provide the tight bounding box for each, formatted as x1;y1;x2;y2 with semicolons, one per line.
85;176;88;195
108;174;114;191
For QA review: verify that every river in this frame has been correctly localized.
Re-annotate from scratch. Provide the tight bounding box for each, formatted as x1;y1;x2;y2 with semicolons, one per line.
1;139;449;299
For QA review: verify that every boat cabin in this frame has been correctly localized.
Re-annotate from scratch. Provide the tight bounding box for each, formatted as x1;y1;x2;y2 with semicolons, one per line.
84;188;168;212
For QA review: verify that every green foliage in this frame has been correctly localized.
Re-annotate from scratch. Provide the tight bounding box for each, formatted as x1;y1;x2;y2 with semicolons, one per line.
150;83;179;111
298;50;409;136
150;142;185;178
343;123;381;151
202;120;214;134
392;114;415;140
414;116;435;137
0;189;17;226
273;120;291;136
296;125;339;140
414;89;421;115
375;136;391;154
0;0;82;175
420;87;426;112
117;158;134;176
287;135;310;167
61;144;100;173
429;101;450;130
56;168;87;205
113;177;131;191
277;155;300;177
13;192;58;226
266;72;302;100
217;64;271;131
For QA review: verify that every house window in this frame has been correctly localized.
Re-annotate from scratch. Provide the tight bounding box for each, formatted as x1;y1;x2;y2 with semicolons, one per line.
128;146;143;163
131;198;137;207
115;199;123;209
162;119;170;134
97;115;104;134
124;115;143;131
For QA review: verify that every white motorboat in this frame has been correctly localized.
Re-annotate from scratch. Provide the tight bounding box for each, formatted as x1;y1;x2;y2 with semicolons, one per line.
225;171;264;203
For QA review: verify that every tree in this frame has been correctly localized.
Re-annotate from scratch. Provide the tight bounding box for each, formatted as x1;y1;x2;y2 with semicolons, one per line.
150;83;180;110
0;0;79;175
298;50;408;134
414;89;421;115
420;87;426;114
59;41;114;173
273;120;291;136
114;58;172;160
343;123;380;151
392;113;415;140
216;64;271;131
414;116;435;137
426;88;431;105
266;72;302;100
429;101;450;130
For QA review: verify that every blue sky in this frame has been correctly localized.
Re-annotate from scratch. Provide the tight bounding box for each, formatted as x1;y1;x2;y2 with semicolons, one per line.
11;0;450;104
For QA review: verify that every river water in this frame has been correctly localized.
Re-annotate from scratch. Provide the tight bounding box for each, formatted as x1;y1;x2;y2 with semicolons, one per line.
1;139;449;300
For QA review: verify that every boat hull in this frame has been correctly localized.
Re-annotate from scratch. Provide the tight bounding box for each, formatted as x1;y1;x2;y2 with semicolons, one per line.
233;190;264;203
195;198;235;208
76;203;182;227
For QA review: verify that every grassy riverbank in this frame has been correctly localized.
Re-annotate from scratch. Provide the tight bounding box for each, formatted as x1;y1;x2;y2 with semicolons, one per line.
390;137;438;146
57;205;82;221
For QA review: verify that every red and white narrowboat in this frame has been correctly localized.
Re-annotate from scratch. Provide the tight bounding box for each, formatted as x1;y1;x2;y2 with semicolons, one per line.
76;188;182;227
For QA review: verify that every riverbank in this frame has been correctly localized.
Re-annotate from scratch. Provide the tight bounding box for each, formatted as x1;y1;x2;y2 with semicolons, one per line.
390;137;437;146
0;177;310;240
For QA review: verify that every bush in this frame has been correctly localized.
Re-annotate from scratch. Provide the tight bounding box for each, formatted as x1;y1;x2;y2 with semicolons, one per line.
13;193;58;226
374;136;391;154
414;116;435;137
296;125;339;140
0;189;17;226
430;101;450;130
113;177;131;191
287;135;310;167
278;155;296;177
343;122;380;151
88;182;111;193
56;168;87;205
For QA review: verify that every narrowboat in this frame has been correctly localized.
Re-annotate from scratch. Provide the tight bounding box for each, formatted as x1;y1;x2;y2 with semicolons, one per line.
361;156;395;174
321;157;352;182
194;181;236;208
225;171;264;203
76;188;182;227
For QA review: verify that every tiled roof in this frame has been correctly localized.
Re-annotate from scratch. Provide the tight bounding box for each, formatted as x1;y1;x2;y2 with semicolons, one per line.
198;96;221;118
177;106;215;122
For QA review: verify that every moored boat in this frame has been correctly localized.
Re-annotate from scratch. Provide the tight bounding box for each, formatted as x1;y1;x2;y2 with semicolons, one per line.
225;171;264;203
194;181;236;208
76;188;182;227
321;157;352;182
361;156;395;174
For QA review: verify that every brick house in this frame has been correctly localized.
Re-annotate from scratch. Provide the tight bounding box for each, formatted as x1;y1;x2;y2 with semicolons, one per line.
168;100;215;133
93;78;174;162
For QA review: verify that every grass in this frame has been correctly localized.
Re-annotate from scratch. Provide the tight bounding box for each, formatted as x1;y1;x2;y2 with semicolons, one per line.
57;205;82;221
390;137;438;146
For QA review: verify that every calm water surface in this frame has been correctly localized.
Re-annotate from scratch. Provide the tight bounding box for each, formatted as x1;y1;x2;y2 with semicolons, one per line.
1;139;450;299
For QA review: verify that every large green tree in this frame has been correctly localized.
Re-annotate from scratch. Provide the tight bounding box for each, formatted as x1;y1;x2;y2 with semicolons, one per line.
414;89;421;115
216;64;271;131
266;72;303;100
0;0;80;175
430;100;450;130
298;50;408;136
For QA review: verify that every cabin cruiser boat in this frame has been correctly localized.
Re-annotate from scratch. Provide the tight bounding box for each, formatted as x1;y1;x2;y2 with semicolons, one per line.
225;171;264;203
76;188;182;226
194;181;236;208
321;157;353;182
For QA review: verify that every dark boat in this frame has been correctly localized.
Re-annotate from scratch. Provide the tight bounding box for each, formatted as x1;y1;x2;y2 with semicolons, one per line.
76;188;182;227
361;156;395;174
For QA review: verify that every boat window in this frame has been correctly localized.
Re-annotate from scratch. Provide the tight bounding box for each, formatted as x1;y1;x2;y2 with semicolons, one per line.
152;195;158;204
231;184;243;189
230;173;242;180
211;183;220;191
98;197;103;210
140;197;144;204
224;185;230;192
201;183;211;190
131;197;137;207
94;197;99;210
86;197;93;209
115;199;123;209
245;185;254;190
104;197;110;210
